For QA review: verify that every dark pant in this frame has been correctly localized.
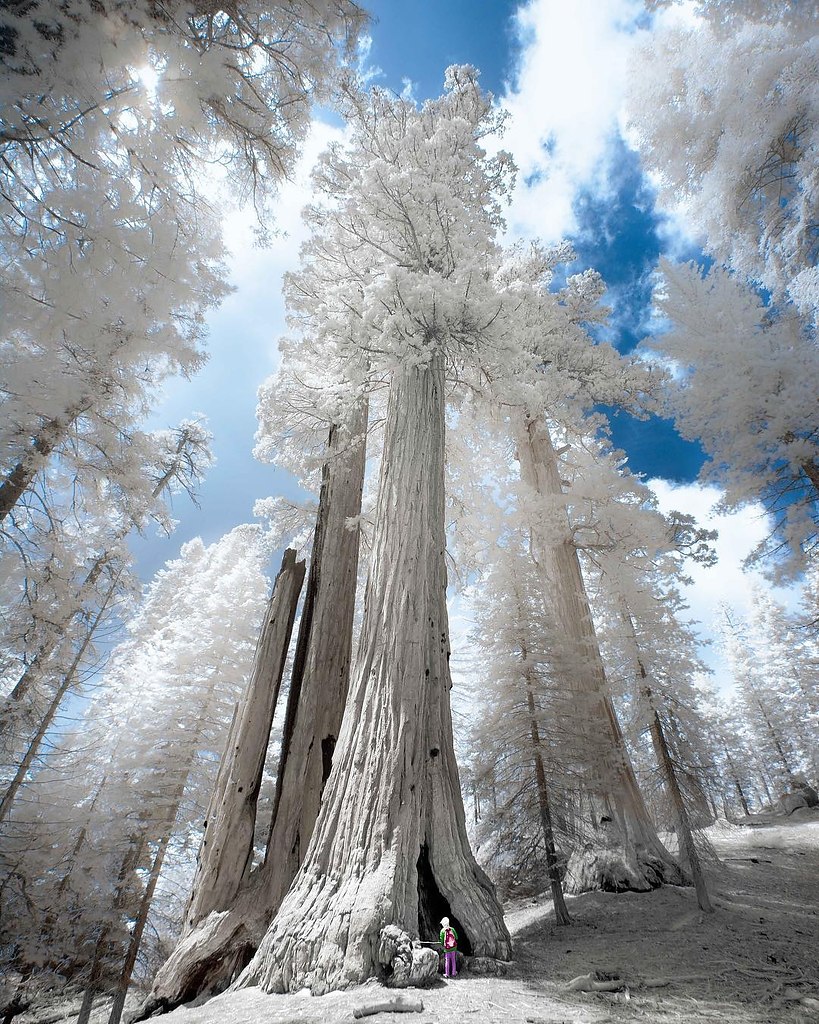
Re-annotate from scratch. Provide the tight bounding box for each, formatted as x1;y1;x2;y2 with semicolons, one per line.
444;951;457;977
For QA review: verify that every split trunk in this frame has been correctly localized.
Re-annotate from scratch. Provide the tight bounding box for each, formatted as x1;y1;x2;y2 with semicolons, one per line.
184;548;305;928
138;410;367;1014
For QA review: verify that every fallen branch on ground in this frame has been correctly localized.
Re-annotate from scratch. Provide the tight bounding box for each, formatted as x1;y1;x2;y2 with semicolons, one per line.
352;995;424;1018
564;973;625;993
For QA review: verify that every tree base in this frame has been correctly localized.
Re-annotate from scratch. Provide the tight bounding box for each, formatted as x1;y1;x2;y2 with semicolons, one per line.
133;898;264;1020
563;833;687;894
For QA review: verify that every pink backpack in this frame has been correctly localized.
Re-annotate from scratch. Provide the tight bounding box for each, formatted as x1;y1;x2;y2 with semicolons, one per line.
444;928;456;950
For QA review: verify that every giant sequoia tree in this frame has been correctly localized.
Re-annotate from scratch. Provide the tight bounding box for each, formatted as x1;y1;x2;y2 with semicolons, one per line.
229;68;515;995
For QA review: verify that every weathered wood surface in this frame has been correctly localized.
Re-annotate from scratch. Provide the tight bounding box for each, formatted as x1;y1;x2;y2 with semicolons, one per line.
136;414;368;1016
184;549;305;931
352;995;424;1018
261;405;368;913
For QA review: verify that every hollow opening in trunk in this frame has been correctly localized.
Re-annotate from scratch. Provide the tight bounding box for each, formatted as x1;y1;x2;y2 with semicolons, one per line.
416;841;472;955
321;735;336;787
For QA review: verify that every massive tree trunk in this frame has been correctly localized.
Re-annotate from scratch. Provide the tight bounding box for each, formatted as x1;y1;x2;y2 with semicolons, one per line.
184;549;305;929
136;413;368;1016
233;353;510;995
515;412;683;893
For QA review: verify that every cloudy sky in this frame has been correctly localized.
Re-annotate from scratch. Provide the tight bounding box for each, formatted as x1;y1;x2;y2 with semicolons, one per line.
132;0;803;694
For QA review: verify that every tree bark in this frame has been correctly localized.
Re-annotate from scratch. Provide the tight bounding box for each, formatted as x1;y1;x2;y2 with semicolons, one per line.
183;549;305;930
647;703;712;912
261;404;368;909
515;413;682;894
135;415;369;1016
617;603;708;908
233;353;510;994
749;687;796;783
76;831;148;1024
107;787;187;1024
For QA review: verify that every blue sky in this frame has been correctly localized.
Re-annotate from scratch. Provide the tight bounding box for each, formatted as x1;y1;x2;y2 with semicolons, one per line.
130;0;801;689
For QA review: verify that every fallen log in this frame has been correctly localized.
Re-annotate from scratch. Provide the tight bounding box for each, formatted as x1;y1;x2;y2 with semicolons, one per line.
352;995;424;1018
564;972;625;993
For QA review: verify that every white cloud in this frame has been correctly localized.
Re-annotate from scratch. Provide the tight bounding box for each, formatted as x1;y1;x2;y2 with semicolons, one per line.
499;0;645;242
646;478;804;693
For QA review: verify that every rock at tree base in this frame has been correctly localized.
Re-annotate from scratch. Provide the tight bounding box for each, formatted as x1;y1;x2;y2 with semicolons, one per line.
378;927;439;988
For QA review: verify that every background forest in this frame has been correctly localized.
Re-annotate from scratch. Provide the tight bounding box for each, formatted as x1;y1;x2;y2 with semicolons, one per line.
1;1;817;1023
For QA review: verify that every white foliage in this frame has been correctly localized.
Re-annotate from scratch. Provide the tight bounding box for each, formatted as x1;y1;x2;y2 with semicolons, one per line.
628;2;819;306
646;259;819;576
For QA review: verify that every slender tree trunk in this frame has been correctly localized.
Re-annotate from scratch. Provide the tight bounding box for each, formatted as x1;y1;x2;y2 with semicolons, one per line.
617;604;708;908
757;764;775;807
522;668;571;924
75;988;95;1024
107;804;179;1024
77;831;148;1024
0;579;118;823
1;554;114;725
100;663;229;1022
2;455;185;733
515;412;682;894
749;687;796;782
0;398;92;524
723;747;750;816
184;549;305;929
647;703;712;911
666;709;713;826
234;352;510;994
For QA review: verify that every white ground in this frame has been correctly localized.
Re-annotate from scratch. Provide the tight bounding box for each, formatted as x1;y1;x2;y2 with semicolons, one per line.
20;810;819;1024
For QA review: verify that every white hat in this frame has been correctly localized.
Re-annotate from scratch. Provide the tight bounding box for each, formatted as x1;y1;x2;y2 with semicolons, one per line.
440;917;449;927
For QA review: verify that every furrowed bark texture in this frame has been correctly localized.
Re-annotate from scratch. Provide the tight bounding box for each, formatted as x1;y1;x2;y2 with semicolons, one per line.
262;404;369;912
235;354;511;994
136;411;369;1015
516;413;682;893
184;549;305;930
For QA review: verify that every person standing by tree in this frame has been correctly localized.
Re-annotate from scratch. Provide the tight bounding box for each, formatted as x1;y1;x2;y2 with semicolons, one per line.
440;917;458;979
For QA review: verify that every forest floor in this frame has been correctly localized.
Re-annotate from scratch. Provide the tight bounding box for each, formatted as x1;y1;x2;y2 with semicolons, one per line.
21;811;819;1024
